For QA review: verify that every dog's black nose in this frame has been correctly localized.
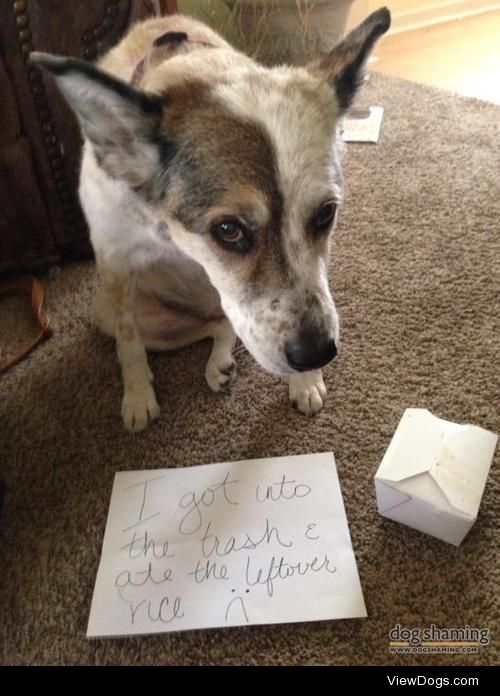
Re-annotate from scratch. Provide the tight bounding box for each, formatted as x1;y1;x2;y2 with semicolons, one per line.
285;332;337;372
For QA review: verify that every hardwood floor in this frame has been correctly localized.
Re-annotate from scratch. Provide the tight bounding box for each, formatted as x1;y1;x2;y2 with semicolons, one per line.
371;9;500;104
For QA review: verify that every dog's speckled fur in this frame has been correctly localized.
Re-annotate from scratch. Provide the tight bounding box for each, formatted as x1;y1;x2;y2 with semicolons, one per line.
31;9;390;431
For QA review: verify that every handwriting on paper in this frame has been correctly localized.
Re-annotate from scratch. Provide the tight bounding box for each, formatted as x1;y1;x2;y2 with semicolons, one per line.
87;453;366;636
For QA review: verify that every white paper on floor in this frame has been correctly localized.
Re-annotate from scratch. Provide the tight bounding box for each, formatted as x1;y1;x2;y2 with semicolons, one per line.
87;452;366;637
343;106;384;143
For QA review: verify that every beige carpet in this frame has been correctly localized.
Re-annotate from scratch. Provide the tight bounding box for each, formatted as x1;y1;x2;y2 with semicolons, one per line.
1;73;499;666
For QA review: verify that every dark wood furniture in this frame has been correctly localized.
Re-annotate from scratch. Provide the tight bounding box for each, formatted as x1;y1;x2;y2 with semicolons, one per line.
0;0;177;277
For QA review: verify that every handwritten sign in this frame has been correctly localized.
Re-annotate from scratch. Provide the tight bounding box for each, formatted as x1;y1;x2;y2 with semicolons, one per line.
87;452;366;637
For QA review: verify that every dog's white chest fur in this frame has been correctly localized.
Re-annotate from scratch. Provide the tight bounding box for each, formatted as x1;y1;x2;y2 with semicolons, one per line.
81;146;223;344
80;147;168;270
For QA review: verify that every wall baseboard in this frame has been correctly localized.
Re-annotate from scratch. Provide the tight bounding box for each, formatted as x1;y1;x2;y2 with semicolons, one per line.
390;1;500;34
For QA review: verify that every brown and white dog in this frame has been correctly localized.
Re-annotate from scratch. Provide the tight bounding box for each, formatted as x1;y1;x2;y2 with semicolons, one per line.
32;8;390;432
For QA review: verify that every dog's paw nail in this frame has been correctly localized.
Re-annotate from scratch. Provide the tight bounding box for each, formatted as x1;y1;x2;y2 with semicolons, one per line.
205;357;237;394
122;385;160;433
288;373;327;417
207;373;232;394
220;361;236;376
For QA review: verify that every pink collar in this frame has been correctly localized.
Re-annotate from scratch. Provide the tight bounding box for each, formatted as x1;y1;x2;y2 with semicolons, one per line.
131;56;147;86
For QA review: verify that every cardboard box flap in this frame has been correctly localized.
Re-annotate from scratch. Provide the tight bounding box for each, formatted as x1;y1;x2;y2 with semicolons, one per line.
429;426;498;517
376;409;443;482
375;480;412;514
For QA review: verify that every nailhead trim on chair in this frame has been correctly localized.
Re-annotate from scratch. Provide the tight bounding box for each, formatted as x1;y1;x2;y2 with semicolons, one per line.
11;0;87;242
81;0;122;61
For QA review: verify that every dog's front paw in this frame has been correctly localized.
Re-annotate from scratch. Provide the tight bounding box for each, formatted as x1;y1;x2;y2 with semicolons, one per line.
122;383;160;432
205;357;237;394
289;370;327;416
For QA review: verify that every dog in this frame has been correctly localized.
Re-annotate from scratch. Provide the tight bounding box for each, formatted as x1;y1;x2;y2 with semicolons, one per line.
32;8;390;432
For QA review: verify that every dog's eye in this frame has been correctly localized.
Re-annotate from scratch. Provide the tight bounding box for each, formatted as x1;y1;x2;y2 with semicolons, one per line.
211;219;252;253
214;221;244;243
310;202;337;234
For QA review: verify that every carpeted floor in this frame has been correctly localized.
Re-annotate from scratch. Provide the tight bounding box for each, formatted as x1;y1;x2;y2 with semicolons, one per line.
1;73;499;666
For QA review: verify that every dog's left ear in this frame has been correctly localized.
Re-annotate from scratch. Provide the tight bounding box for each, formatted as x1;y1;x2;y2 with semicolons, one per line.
30;52;173;199
309;7;391;112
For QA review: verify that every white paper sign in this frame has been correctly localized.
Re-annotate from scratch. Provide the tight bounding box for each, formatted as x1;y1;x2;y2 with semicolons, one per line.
343;106;384;143
87;452;366;637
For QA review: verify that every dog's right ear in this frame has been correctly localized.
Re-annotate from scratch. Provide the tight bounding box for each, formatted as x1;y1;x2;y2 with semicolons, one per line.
30;52;174;199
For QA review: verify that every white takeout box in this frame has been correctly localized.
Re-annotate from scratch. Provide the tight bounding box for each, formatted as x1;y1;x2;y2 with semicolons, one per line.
374;409;498;545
